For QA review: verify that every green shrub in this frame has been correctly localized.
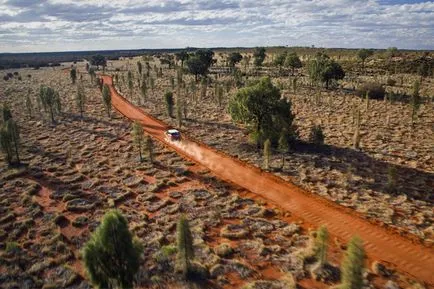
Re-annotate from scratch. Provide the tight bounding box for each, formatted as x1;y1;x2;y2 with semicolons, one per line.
386;78;396;86
82;210;143;289
5;241;20;254
309;125;324;145
357;83;385;100
339;236;365;289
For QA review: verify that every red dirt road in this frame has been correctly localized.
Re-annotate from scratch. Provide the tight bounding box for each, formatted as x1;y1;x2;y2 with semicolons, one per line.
102;75;434;287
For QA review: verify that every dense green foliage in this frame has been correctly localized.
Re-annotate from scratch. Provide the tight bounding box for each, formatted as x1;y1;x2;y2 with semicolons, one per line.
285;52;303;74
228;52;243;67
308;53;345;89
229;77;294;147
186;49;214;81
82;210;143;289
90;54;107;70
357;49;374;69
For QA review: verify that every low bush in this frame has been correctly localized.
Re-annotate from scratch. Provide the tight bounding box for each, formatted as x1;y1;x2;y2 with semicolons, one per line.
386;78;396;86
309;125;325;145
357;82;385;100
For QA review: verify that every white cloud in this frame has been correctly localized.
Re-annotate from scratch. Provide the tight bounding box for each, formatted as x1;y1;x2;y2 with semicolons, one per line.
0;0;433;52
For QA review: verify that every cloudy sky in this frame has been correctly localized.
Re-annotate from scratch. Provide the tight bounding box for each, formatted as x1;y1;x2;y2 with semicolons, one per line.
0;0;433;53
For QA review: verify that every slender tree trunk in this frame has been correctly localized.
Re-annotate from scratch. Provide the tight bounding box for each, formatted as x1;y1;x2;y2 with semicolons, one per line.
13;137;20;164
50;106;54;124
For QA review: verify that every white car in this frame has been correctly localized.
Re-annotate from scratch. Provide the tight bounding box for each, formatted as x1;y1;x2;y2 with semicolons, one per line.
165;129;181;141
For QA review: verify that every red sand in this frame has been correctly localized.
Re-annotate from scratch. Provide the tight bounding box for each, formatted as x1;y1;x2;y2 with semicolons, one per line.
102;75;434;287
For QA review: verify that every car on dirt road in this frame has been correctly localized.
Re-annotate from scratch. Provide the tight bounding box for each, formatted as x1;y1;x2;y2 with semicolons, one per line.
166;129;181;141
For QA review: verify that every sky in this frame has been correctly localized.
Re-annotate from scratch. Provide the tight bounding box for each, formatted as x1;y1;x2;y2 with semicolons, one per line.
0;0;433;53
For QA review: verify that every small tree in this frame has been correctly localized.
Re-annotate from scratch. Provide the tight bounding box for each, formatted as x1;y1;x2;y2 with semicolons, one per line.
0;125;13;164
186;49;214;81
149;77;155;92
2;104;12;122
70;68;77;84
200;78;207;100
228;77;294;148
353;109;361;149
176;97;182;127
137;61;142;75
357;49;374;71
228;52;243;67
102;84;112;118
82;210;142;289
308;53;345;89
309;125;324;145
140;82;147;103
54;91;62;116
76;83;86;118
314;226;329;267
176;215;194;279
127;71;134;100
263;139;271;169
6;119;20;165
278;131;289;169
132;121;145;162
175;51;189;67
0;117;20;165
285;52;302;75
273;51;287;71
217;83;224;107
253;47;266;67
164;91;174;118
339;236;365;289
89;67;96;84
90;54;107;70
386;166;397;193
40;86;57;124
146;136;154;164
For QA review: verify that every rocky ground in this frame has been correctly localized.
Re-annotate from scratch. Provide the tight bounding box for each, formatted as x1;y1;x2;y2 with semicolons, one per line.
115;57;433;246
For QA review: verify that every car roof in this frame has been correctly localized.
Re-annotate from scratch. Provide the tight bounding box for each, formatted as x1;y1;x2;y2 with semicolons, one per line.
167;129;180;134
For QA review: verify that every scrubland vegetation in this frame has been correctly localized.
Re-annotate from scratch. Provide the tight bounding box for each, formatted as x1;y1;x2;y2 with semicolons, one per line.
0;46;432;289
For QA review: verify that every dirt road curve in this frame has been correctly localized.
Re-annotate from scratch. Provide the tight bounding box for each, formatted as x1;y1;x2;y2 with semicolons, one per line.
102;75;434;287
